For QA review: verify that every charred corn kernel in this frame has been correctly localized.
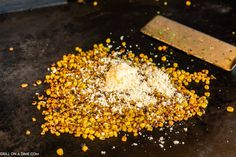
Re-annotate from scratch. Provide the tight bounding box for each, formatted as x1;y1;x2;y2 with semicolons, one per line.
122;42;126;47
26;130;31;135
186;1;191;6
56;148;64;156
32;101;37;105
32;117;36;122
204;85;209;90
82;145;88;152
106;38;111;44
9;47;14;52
38;95;44;100
161;56;167;62
227;106;234;112
121;135;127;142
36;80;42;85
21;83;28;88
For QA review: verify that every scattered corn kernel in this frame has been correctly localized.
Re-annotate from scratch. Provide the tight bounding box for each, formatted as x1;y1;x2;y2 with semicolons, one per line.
26;130;31;135
82;145;88;152
158;46;163;51
161;56;167;62
21;83;28;88
122;42;126;47
56;148;64;156
93;1;98;6
162;46;167;51
204;92;210;97
32;101;37;105
227;106;234;113
204;85;209;90
186;1;191;6
32;117;36;122
9;47;14;52
106;38;111;44
173;63;178;68
121;135;127;142
36;80;42;85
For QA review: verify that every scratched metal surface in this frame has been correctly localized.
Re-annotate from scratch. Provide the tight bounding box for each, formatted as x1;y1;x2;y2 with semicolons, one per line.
0;0;236;157
0;0;67;14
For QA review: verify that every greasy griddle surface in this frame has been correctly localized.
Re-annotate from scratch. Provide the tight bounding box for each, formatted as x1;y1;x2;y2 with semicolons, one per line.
0;0;236;157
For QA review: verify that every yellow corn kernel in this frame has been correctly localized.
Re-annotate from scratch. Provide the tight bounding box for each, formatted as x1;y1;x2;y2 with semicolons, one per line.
161;56;167;62
197;111;203;116
46;89;51;95
82;145;88;152
162;45;167;51
227;106;234;113
122;42;126;47
56;148;64;156
36;80;42;85
121;135;127;142
186;1;191;6
204;85;209;90
204;92;210;97
21;83;28;88
173;63;178;68
32;117;36;122
158;46;163;51
106;38;111;44
139;53;145;58
93;1;98;6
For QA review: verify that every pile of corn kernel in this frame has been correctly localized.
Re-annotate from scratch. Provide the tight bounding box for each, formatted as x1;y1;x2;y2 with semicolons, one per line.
32;42;213;140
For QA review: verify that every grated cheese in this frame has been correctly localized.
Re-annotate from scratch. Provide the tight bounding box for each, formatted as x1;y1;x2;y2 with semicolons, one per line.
78;54;185;113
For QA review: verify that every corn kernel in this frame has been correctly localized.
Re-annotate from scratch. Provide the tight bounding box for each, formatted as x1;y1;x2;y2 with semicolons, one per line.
227;106;234;113
56;148;64;156
161;56;167;62
82;145;88;152
21;83;28;88
121;135;127;142
26;130;31;135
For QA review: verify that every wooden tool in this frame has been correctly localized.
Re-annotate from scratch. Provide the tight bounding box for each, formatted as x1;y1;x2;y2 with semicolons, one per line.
141;15;236;71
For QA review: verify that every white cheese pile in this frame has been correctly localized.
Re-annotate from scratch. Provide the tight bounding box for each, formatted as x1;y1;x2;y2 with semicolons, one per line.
80;55;185;114
103;58;184;111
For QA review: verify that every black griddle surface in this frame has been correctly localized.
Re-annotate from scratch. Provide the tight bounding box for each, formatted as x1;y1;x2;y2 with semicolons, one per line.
0;0;236;157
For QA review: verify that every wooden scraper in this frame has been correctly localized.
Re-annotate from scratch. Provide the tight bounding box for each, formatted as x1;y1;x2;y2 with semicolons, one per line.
141;15;236;71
